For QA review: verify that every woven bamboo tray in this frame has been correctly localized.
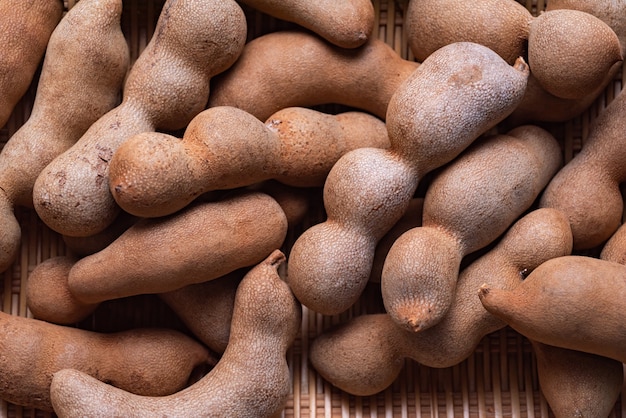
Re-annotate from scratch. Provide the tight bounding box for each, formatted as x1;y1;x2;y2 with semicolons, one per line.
1;0;625;416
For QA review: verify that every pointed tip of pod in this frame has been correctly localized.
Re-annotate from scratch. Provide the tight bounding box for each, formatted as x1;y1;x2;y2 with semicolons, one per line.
513;56;530;74
388;301;445;333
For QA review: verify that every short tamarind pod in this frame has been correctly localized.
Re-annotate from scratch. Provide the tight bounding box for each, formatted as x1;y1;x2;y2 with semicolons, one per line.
67;191;288;304
108;106;389;218
208;30;420;121
309;208;573;396
32;0;247;237
62;179;308;258
539;88;626;250
381;125;562;332
287;41;529;315
50;250;301;418
478;255;626;364
531;340;623;418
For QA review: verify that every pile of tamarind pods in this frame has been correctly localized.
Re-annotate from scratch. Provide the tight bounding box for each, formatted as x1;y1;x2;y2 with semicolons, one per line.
0;0;624;416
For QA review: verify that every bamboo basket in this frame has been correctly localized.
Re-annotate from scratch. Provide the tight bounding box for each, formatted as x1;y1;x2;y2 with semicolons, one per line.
0;0;625;417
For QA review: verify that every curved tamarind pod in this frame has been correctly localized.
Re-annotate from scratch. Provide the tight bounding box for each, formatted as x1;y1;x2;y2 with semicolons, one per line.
0;0;63;127
0;0;129;272
108;106;388;218
208;30;419;121
479;255;626;364
50;250;301;418
238;0;374;49
0;311;212;412
67;191;288;304
539;88;626;250
381;125;561;332
33;0;247;237
532;340;623;418
287;41;529;315
309;208;572;396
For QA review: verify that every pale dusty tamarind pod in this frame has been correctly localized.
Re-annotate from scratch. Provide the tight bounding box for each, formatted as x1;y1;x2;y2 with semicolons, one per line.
369;198;423;283
539;88;626;250
381;125;562;332
478;255;626;363
32;0;247;237
238;0;374;48
27;254;243;355
208;30;420;121
0;0;129;273
108;106;389;218
0;311;212;412
287;41;530;315
309;208;573;396
0;0;63;127
405;0;532;64
50;250;301;418
531;340;623;418
67;191;288;304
